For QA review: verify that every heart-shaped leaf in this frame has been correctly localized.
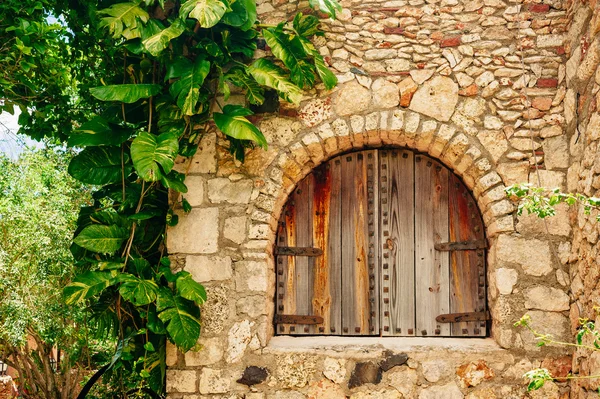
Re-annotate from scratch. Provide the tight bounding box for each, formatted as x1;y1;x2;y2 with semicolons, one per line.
247;59;303;104
131;132;179;181
143;19;187;57
158;296;201;351
176;272;207;305
68;146;131;185
67;116;132;147
180;0;227;28
73;224;130;254
166;57;211;115
90;84;161;103
119;276;160;306
63;271;117;305
213;105;267;148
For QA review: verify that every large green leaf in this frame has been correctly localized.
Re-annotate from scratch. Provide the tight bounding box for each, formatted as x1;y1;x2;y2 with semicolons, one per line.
226;68;264;105
63;271;116;305
143;19;187;57
90;84;161;103
263;26;315;88
119;276;160;306
166;57;211;115
68;146;131;185
176;272;206;305
98;2;150;40
221;0;256;30
298;37;337;90
213;105;267;148
308;0;342;18
247;59;303;104
158;296;201;351
73;224;129;254
67;116;132;147
130;132;179;181
180;0;227;28
293;13;320;37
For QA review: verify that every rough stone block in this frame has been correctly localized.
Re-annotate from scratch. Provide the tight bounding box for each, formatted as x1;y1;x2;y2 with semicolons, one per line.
524;286;570;311
185;255;232;282
348;362;382;388
185;337;224;366
224;216;247;244
166;370;197;393
235;261;268;292
167;208;219;254
496;235;553;276
207;178;253;204
199;368;230;394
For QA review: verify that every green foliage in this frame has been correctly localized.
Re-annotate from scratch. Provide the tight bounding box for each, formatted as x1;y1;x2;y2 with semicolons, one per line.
0;146;117;398
506;183;600;220
1;0;341;395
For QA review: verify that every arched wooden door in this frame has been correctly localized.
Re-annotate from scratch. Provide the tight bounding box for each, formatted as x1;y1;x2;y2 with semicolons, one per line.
274;149;487;337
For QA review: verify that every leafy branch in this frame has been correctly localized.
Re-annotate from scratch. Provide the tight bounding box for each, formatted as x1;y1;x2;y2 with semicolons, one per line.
505;183;600;220
514;315;600;392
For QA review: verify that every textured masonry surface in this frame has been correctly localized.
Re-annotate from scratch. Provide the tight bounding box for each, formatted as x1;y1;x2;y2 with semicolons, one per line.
163;0;593;395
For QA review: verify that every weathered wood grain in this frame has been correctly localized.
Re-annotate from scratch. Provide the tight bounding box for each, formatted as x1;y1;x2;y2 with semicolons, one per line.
380;149;415;336
448;173;487;336
415;156;450;336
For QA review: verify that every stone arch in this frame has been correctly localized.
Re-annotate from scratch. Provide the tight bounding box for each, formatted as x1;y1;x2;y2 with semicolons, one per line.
248;114;518;345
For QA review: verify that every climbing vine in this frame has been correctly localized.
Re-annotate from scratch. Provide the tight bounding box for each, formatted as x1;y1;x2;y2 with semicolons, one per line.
2;0;341;396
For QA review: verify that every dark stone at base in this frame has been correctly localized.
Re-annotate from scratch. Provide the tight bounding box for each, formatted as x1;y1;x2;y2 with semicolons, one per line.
348;362;382;388
380;351;409;371
237;366;269;386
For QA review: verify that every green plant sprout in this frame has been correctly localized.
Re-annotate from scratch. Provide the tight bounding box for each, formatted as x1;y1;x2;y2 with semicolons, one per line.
514;314;600;394
505;184;600;220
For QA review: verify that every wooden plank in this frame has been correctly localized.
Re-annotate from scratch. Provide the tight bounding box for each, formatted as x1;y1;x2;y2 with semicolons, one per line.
415;155;450;337
274;314;324;324
380;149;415;336
275;247;323;256
436;311;490;323
311;161;341;335
448;173;487;337
434;240;487;251
279;201;297;334
324;157;342;334
294;176;314;334
341;151;378;335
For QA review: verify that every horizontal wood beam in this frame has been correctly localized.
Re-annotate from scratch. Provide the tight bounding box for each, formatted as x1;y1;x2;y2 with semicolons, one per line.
274;314;324;325
434;239;487;251
436;311;491;323
275;246;323;257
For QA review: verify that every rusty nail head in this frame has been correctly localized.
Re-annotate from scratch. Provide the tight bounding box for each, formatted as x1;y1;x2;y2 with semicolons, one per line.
408;329;414;334
462;329;468;334
384;326;389;331
304;327;309;332
290;326;295;332
421;330;427;335
355;327;361;333
279;326;285;332
343;327;349;333
319;327;325;332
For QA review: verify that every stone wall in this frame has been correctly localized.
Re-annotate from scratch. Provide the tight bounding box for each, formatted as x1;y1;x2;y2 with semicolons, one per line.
165;0;579;396
563;0;600;397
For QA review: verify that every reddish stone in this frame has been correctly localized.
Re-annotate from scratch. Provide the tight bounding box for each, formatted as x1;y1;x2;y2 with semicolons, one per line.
403;31;417;39
456;360;495;388
556;46;566;55
398;77;418;107
525;3;550;12
456;23;465;30
523;108;545;119
532;97;553;111
458;84;478;97
431;31;444;40
279;108;298;117
384;27;405;34
537;78;558;88
378;41;393;48
541;355;572;381
417;63;426;69
440;36;461;47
